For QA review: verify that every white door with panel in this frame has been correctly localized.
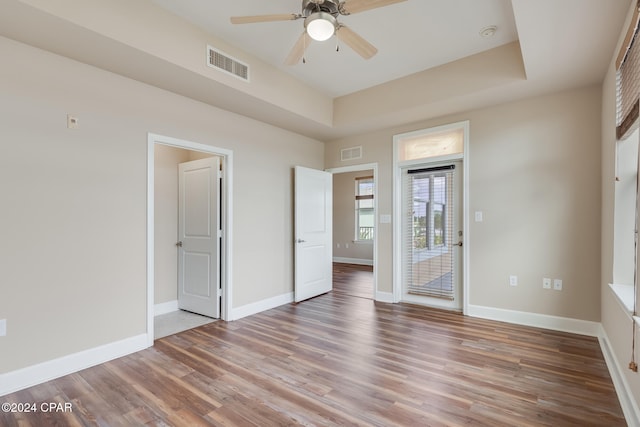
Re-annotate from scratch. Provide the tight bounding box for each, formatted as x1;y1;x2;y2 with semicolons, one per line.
177;157;221;318
294;166;333;302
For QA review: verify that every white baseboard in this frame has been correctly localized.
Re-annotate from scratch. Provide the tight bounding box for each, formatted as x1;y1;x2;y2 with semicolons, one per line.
466;304;601;337
598;326;640;427
154;300;179;316
0;333;149;397
333;257;373;266
230;292;293;321
375;291;394;303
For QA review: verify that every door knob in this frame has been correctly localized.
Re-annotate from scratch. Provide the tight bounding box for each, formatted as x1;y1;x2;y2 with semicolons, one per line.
296;239;306;243
176;241;183;247
455;241;463;247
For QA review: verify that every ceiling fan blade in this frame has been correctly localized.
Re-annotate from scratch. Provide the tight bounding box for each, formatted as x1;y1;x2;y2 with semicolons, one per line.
284;32;312;65
341;0;407;15
336;26;378;59
230;14;299;24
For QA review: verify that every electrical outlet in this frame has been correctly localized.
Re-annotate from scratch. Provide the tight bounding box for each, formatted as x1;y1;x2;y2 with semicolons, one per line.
509;275;518;286
345;243;349;249
543;278;552;289
553;279;563;291
0;319;6;336
336;243;340;248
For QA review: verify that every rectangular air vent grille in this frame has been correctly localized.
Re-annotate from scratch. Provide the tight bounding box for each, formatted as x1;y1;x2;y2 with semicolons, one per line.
207;46;249;81
341;146;363;161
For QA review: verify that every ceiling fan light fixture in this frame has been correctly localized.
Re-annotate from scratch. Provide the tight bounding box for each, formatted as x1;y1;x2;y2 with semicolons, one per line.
305;12;336;41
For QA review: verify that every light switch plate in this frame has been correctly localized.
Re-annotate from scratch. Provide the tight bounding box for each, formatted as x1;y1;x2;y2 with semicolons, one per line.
0;319;6;336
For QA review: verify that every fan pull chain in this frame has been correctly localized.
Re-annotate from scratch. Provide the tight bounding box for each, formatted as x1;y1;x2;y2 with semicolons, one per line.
303;31;307;64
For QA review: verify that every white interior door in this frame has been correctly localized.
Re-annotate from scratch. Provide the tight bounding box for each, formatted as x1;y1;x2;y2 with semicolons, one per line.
178;157;220;318
294;166;333;302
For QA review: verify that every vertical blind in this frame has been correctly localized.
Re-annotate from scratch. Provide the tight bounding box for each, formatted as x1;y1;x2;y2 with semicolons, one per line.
403;165;455;300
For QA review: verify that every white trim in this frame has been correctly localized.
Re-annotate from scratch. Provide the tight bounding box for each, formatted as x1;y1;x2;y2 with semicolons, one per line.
230;292;293;321
392;121;470;312
326;163;379;302
467;304;601;336
609;283;635;315
375;291;394;303
147;133;234;347
154;300;179;316
333;257;373;266
0;334;147;397
598;325;640;427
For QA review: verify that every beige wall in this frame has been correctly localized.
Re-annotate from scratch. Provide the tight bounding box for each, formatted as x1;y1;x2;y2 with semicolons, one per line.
333;171;374;262
0;36;323;374
326;85;602;321
154;145;189;305
601;0;640;408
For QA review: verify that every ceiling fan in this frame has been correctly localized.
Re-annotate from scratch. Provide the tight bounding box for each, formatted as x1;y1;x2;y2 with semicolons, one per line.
230;0;407;65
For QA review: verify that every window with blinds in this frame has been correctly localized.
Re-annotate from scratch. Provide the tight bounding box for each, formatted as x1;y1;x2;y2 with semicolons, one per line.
617;1;640;140
355;176;374;241
403;165;455;300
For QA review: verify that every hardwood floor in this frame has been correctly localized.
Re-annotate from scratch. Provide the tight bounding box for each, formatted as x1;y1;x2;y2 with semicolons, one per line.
332;262;374;299
1;271;626;426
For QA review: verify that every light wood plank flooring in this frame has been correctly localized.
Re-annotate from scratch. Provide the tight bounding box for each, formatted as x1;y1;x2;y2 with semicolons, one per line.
0;268;625;426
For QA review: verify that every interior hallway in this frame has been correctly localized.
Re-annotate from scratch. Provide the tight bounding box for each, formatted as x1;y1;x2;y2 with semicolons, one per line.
332;262;374;299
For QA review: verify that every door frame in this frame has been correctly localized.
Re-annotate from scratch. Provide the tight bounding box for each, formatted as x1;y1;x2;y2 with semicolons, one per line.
326;163;379;301
147;133;233;346
392;121;470;314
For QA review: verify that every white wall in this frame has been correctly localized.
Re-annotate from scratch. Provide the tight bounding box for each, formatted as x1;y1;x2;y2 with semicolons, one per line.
601;0;640;414
612;129;638;286
0;36;323;375
326;85;603;322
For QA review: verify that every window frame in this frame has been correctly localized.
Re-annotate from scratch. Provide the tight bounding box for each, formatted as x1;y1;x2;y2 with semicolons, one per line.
410;173;448;253
355;176;374;242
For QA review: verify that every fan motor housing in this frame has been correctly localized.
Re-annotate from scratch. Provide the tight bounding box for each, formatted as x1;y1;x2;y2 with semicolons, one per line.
302;0;340;17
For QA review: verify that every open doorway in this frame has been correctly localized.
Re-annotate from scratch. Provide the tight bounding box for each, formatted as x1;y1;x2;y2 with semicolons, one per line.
147;134;233;345
328;164;378;300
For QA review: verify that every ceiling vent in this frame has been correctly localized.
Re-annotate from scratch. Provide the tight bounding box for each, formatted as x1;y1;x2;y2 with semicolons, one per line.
207;46;249;81
340;146;362;161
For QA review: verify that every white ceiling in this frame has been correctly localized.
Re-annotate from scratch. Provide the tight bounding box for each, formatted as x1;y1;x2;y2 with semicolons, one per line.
0;0;632;140
150;0;520;97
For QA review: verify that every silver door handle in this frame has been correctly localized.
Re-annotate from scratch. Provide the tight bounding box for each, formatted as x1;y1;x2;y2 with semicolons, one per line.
296;239;306;243
176;241;183;247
